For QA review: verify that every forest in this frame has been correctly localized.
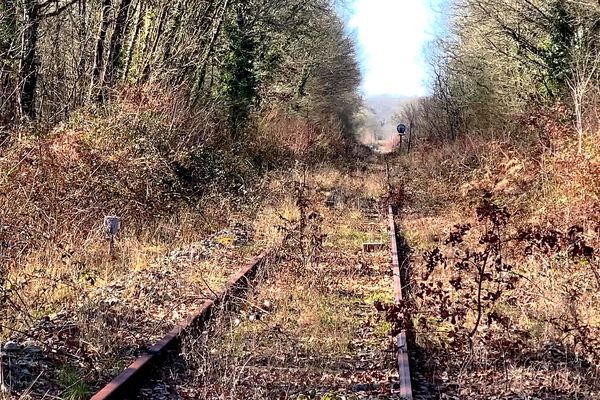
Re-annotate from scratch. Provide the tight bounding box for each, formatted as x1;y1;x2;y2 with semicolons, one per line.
0;0;359;139
411;0;600;145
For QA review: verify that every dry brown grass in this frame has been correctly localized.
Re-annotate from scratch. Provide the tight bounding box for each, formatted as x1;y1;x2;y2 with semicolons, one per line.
1;85;362;398
394;124;600;398
133;162;403;399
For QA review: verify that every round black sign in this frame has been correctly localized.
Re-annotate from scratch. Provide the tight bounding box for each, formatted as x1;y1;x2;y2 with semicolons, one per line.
397;123;407;134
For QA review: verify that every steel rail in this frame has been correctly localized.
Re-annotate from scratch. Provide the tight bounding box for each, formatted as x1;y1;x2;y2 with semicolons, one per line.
90;249;271;400
388;204;413;399
90;207;412;399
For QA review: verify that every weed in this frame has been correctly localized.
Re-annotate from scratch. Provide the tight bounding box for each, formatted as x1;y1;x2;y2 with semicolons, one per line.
398;179;600;396
57;366;89;400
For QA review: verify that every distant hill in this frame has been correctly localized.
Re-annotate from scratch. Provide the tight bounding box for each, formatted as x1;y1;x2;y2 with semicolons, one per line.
365;95;414;122
357;95;418;145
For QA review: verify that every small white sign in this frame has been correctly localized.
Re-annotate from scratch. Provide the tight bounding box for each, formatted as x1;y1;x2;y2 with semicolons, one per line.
104;216;121;236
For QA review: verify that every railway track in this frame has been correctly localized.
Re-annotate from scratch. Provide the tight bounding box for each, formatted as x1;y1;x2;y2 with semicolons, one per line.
90;250;275;400
388;205;413;400
90;202;414;399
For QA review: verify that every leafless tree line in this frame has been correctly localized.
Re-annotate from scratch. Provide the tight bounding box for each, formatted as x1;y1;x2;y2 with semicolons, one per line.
411;0;600;148
0;0;360;138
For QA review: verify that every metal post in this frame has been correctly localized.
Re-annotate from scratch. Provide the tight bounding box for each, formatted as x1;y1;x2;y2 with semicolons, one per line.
385;157;392;193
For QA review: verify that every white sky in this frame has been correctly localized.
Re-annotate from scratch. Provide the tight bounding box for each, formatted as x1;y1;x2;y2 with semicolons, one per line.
349;0;437;97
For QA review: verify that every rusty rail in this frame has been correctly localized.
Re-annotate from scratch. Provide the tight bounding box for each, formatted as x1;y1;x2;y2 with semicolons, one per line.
91;207;412;399
388;205;413;399
90;249;272;400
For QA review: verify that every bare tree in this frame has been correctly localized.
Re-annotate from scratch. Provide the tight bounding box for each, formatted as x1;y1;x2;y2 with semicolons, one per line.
568;33;600;154
89;0;112;101
105;0;133;86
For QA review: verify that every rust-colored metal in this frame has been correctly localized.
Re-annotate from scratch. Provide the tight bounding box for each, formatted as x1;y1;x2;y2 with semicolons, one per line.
388;205;413;399
90;250;270;400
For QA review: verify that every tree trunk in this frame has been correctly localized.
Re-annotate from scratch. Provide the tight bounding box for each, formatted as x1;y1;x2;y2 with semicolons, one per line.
105;0;132;86
140;6;168;83
0;0;18;123
123;1;143;81
70;0;88;108
89;0;112;101
20;0;41;120
161;0;185;66
191;0;229;97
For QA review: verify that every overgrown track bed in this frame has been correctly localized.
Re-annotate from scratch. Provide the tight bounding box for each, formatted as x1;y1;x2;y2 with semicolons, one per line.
0;160;408;399
91;248;279;399
1;160;430;399
121;161;405;399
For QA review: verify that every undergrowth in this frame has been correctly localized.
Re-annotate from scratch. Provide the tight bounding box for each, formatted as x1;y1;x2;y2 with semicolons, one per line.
153;162;397;399
386;104;600;397
0;85;366;398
